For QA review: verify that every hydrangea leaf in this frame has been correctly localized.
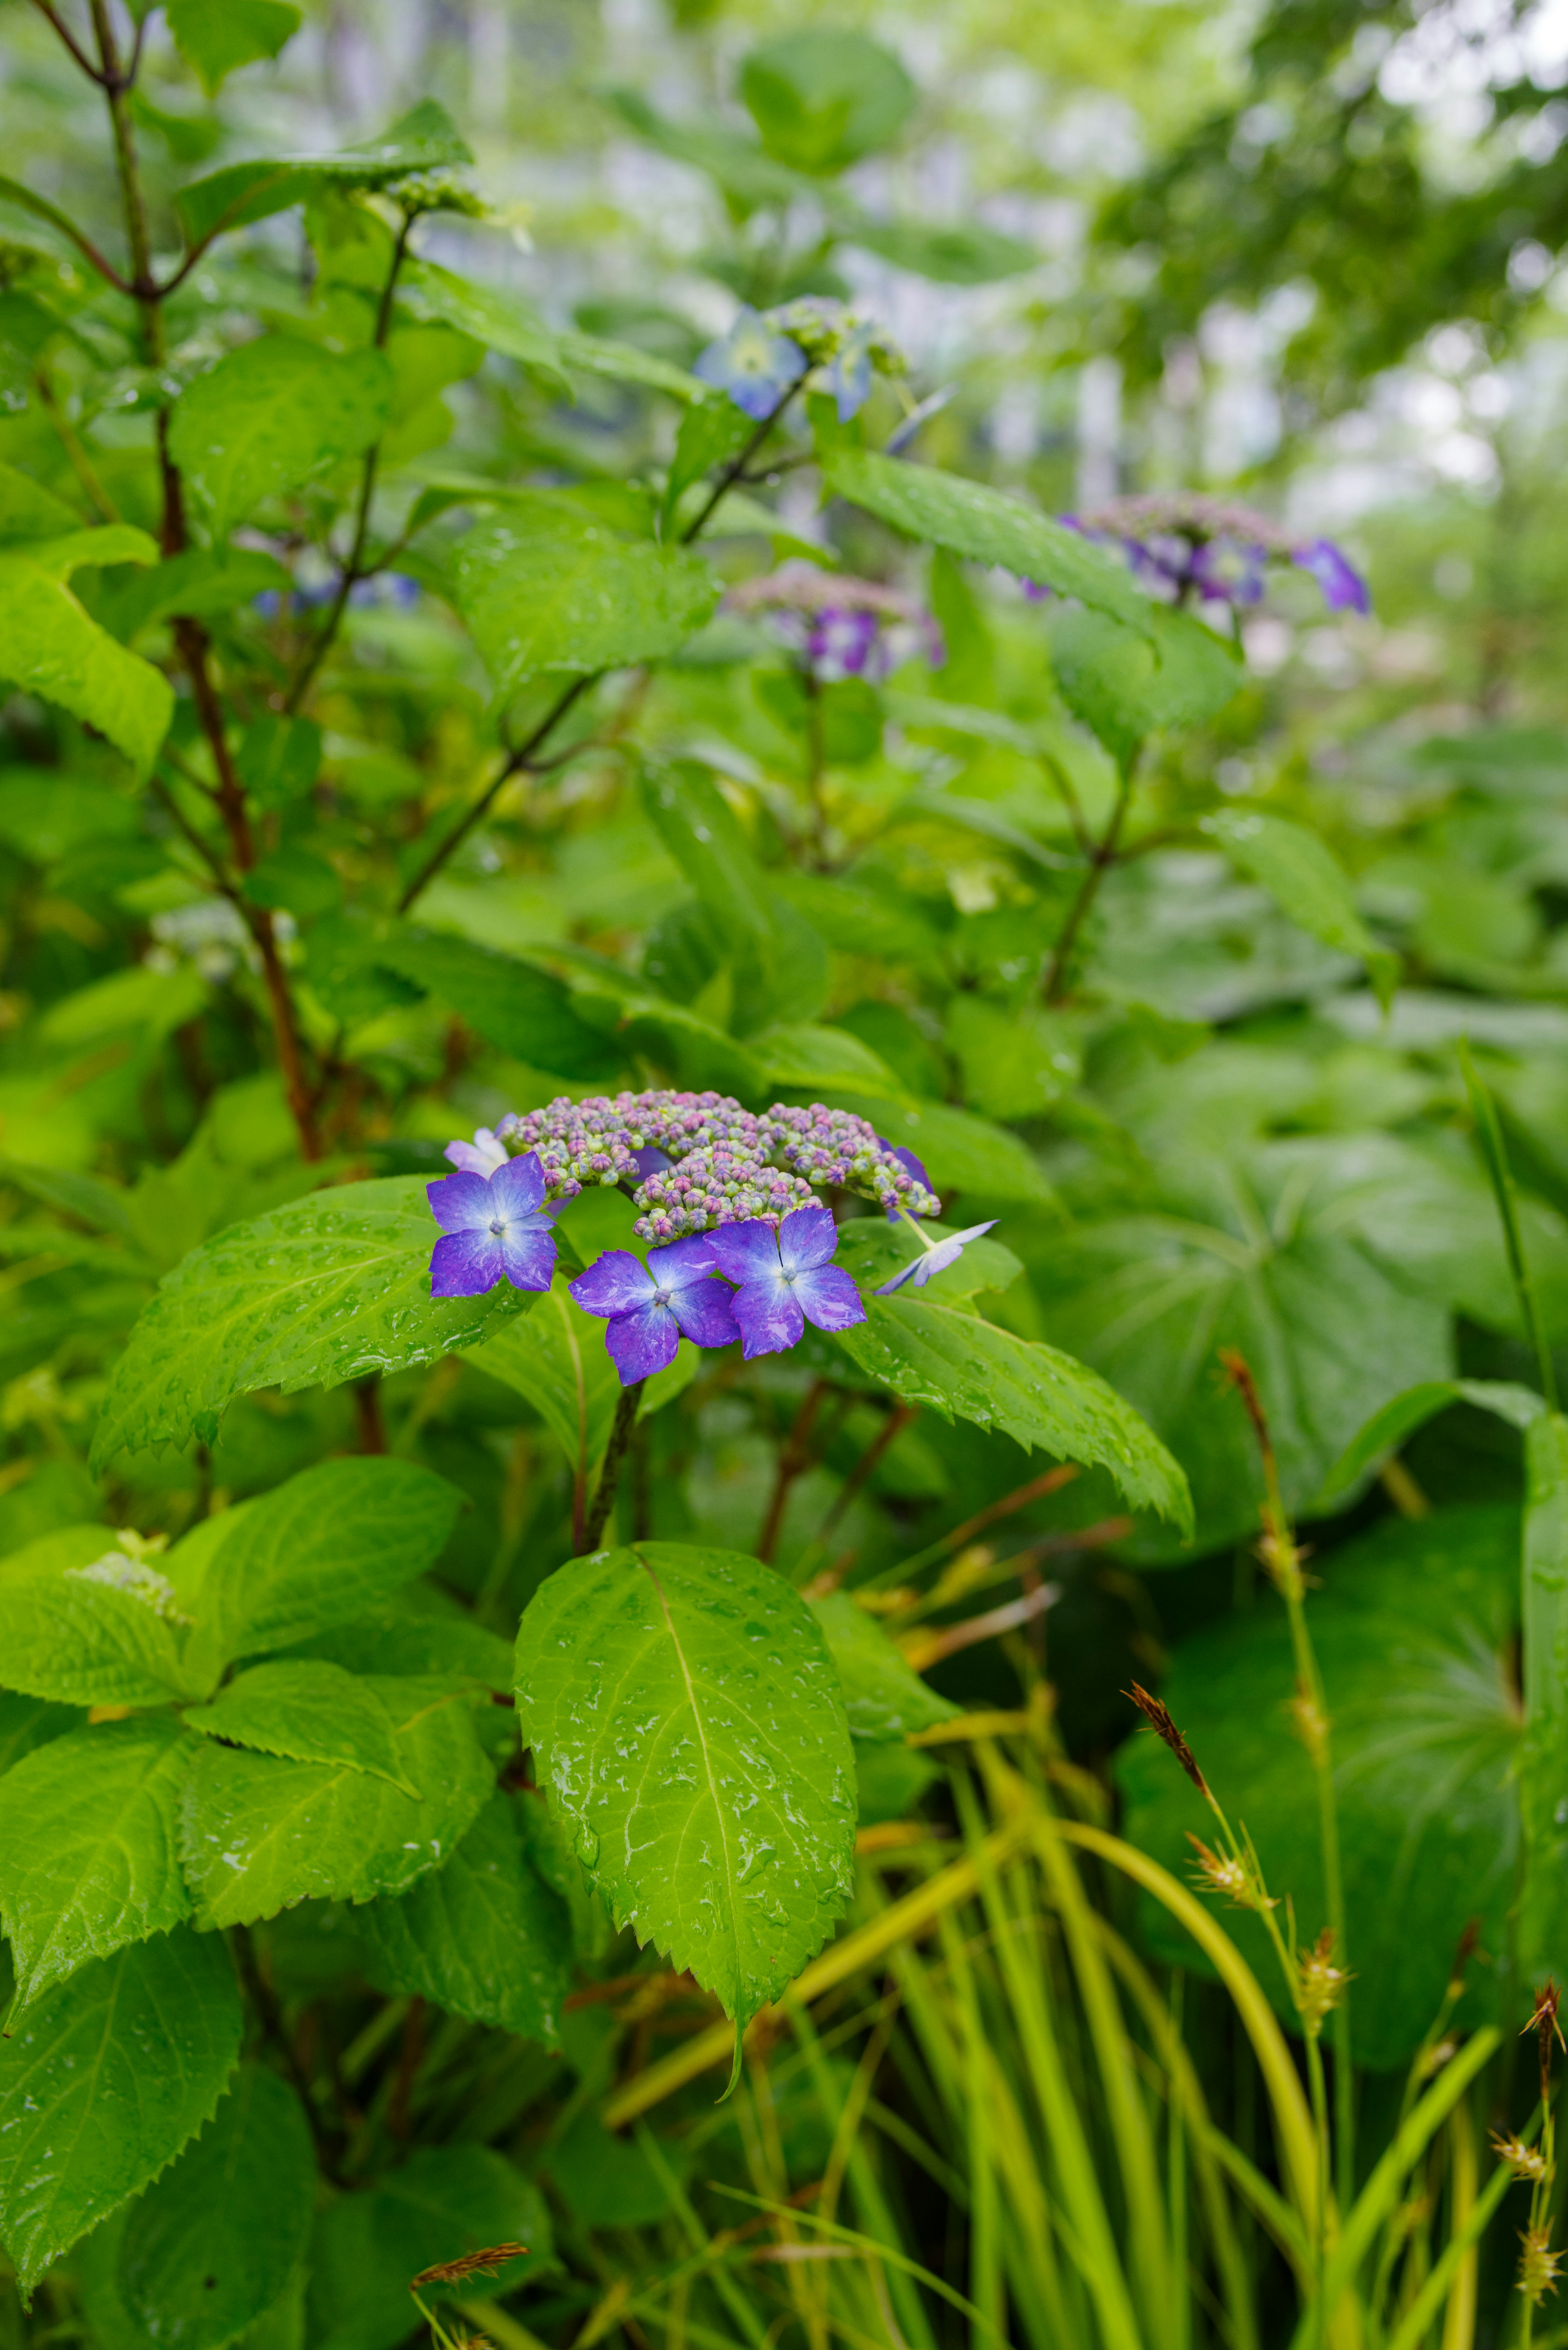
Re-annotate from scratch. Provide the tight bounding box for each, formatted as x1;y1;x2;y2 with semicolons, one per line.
89;1177;537;1469
820;448;1149;628
179;1677;494;1929
515;1542;856;2038
810;1592;960;1744
826;1090;1057;1206
172;102;472;247
1118;1506;1520;2067
102;2065;315;2350
0;1926;242;2293
0;1693;81;1777
165;0;303;95
184;1660;421;1794
174;1456;464;1676
169;338;394;537
0;534;172;774
0;1528;199;1707
0;1716;195;2016
1321;1376;1546;1503
450;501;720;701
1200;807;1399;1009
1046;602;1242;764
357;1791;573;2042
833;1297;1194;1536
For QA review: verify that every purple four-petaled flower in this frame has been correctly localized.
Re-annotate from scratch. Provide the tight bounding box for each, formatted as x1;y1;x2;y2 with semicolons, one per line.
694;306;808;422
427;1151;558;1299
1294;539;1370;615
875;1220;998;1295
570;1236;740;1388
706;1206;866;1359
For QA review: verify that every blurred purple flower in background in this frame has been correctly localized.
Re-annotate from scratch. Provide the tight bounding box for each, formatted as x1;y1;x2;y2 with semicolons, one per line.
570;1236;739;1386
726;561;944;684
427;1152;557;1298
1022;494;1369;619
1294;537;1372;614
694;306;808;420
707;1206;866;1358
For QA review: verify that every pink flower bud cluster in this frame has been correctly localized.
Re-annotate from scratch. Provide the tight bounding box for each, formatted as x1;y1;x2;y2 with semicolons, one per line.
483;1088;940;1241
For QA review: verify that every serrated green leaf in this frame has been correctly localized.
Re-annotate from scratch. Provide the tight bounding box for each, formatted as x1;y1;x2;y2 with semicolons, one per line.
740;29;914;173
833;1217;1023;1303
0;1692;81;1775
112;2064;315;2350
173;103;472;248
553;330;706;402
179;1677;494;1928
178;1457;462;1672
165;0;302;94
307;2149;550;2350
184;1660;421;1794
399;256;567;388
0;540;172;774
810;1593;959;1744
1047;602;1243;765
515;1542;855;2035
834;1297;1193;1534
371;922;618;1075
169;339;393;537
1200;807;1398;1008
0;1716;194;2014
1118;1506;1519;2066
0;1927;242;2292
1320;1376;1546;1503
0;1528;197;1707
292;1596;515;1691
821;449;1149;628
358;1791;572;2041
662;395;756;531
827;1091;1056;1206
751;1023;904;1095
90;1178;536;1469
450;501;719;701
0;460;82;542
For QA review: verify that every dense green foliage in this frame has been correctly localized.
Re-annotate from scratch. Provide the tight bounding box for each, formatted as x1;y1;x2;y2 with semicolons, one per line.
2;5;1568;2350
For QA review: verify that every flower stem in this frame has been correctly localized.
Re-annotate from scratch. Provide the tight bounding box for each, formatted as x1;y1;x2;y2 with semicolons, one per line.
1043;756;1136;1004
584;1381;645;1550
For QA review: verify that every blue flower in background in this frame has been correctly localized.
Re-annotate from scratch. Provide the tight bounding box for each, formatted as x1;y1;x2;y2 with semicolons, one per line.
570;1236;739;1386
1294;538;1370;615
875;1220;998;1295
694;307;808;421
706;1206;865;1358
426;1151;557;1298
824;328;875;422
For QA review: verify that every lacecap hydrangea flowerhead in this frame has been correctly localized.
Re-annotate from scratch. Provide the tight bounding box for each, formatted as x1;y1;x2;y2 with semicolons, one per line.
726;562;944;684
694;298;901;425
1023;492;1370;618
425;1088;994;1385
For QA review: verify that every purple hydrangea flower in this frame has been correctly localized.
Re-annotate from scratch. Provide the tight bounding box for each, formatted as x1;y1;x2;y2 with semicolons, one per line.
426;1151;557;1298
1294;539;1370;615
875;1220;998;1295
1191;537;1268;606
570;1236;739;1386
694;307;808;421
706;1206;866;1359
806;608;881;682
879;1142;934;1223
444;1126;510;1177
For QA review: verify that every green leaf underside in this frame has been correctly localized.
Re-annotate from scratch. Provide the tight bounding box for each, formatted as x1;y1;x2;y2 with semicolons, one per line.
178;1676;494;1928
514;1543;856;2031
0;1527;194;1706
172;100;472;246
820;449;1150;629
834;1297;1194;1536
184;1660;421;1793
0;1716;195;2013
358;1791;572;2042
168;340;393;538
0;1927;243;2292
1323;1376;1547;1500
1118;1507;1521;2067
468;1278;620;1475
0;542;172;774
178;1456;463;1669
810;1593;960;1743
114;2064;315;2350
450;504;720;699
89;1177;534;1468
307;2148;549;2350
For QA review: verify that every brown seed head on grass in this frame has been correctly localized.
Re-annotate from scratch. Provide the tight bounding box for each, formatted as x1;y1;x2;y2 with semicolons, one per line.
1185;1832;1277;1911
409;2245;529;2289
1125;1682;1208;1796
1493;2132;1549;2183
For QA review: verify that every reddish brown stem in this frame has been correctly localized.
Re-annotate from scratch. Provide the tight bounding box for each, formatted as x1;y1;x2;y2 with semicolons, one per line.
758;1379;828;1565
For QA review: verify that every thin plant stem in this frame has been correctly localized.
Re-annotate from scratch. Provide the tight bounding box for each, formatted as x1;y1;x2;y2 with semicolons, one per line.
757;1378;828;1564
584;1382;644;1549
1459;1039;1559;1408
1043;754;1137;1003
